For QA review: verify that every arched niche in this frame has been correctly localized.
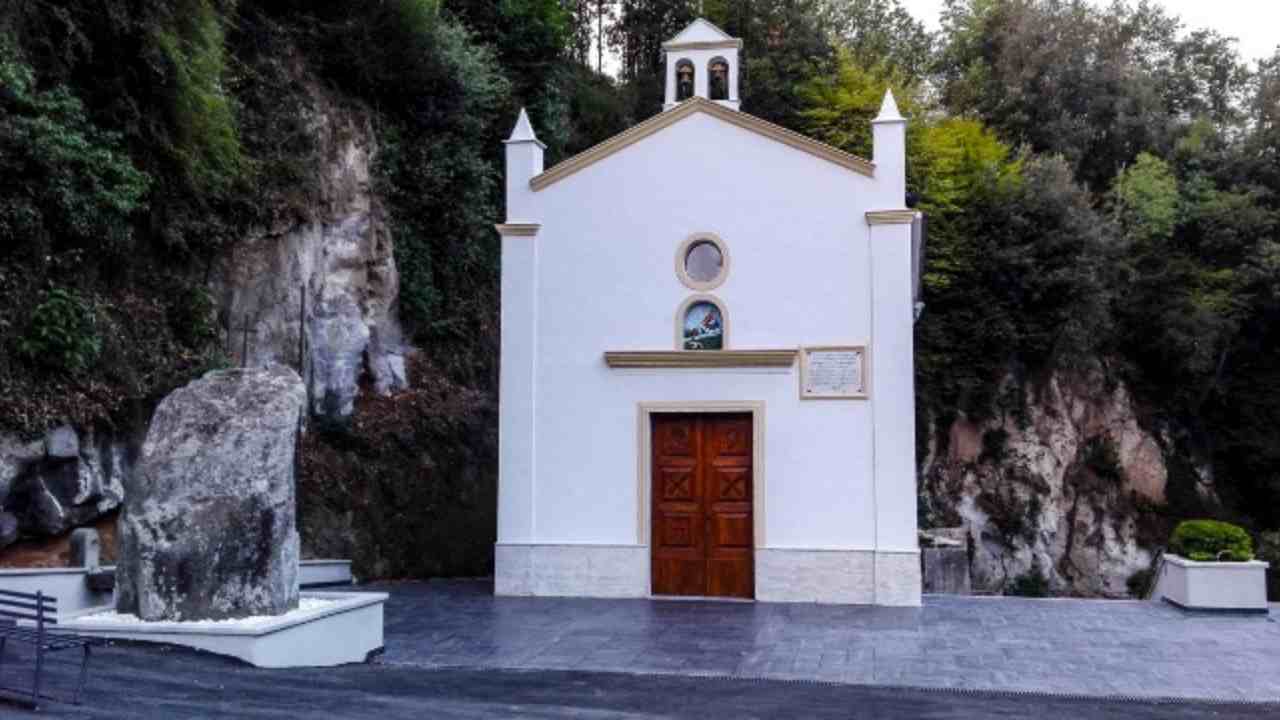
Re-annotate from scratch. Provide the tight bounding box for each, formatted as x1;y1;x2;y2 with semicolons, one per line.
675;59;695;101
676;295;729;351
708;57;730;100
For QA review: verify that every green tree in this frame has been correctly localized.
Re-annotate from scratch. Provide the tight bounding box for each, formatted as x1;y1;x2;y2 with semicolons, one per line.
935;0;1252;191
823;0;933;81
1112;152;1180;244
446;0;573;152
0;37;151;261
917;156;1112;415
609;0;695;81
798;50;923;161
711;0;836;126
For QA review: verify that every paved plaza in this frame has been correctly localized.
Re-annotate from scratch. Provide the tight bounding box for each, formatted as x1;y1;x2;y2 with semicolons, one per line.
379;580;1280;702
3;580;1278;717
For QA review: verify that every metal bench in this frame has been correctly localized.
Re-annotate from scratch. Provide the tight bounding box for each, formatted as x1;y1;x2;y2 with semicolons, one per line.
0;589;104;710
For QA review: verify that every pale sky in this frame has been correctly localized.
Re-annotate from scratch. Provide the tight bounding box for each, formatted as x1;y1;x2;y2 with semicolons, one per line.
898;0;1280;63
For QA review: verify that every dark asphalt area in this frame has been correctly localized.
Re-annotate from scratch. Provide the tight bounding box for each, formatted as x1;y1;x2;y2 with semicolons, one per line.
0;641;1271;719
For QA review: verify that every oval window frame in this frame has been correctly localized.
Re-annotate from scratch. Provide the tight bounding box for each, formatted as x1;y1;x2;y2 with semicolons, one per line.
675;294;730;351
675;232;730;292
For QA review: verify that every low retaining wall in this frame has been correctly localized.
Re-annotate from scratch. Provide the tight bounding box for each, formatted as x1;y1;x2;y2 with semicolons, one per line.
0;567;111;615
0;559;355;617
298;559;355;587
59;591;386;668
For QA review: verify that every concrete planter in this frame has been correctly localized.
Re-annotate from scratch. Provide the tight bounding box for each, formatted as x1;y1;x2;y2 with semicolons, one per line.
57;591;387;668
299;559;354;587
1158;554;1270;613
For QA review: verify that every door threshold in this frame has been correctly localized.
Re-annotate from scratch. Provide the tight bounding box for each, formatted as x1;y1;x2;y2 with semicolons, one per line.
650;595;755;603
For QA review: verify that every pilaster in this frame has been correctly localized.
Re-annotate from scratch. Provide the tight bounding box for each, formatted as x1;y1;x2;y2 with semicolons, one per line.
867;211;920;606
496;223;540;543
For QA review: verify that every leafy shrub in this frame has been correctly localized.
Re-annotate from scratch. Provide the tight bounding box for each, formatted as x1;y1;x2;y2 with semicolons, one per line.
1169;519;1254;562
0;36;150;258
979;427;1009;464
150;0;245;193
977;482;1041;548
167;284;219;347
1006;565;1050;597
1259;532;1279;601
17;287;102;374
1126;568;1154;598
299;359;497;579
1083;436;1124;485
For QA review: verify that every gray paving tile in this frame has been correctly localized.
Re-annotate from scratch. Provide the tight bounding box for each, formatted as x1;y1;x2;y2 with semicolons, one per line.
371;580;1280;702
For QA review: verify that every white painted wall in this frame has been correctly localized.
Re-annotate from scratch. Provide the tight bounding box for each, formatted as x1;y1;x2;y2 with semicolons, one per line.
498;95;920;604
544;113;875;550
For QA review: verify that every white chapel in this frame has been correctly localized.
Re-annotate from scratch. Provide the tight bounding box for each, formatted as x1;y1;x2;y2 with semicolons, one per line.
494;19;923;606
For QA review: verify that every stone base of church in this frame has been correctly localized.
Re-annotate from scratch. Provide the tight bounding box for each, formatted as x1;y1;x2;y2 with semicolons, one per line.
494;544;922;606
495;544;649;598
756;548;920;606
873;550;925;607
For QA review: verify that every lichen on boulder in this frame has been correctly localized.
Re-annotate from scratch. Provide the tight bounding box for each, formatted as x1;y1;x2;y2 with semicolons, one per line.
115;364;305;621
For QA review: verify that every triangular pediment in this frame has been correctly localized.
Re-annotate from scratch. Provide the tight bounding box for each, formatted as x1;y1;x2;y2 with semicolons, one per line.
529;98;874;192
668;18;734;45
660;18;742;48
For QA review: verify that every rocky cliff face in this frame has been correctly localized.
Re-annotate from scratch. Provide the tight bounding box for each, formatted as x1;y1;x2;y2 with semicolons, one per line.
0;425;136;549
920;370;1214;597
211;85;407;418
0;85;408;554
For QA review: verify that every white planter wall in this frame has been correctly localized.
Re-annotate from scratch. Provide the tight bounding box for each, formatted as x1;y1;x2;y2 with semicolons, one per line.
1158;554;1270;613
59;591;386;668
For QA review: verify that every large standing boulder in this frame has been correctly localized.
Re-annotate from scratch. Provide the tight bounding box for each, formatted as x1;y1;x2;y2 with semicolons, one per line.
116;364;306;621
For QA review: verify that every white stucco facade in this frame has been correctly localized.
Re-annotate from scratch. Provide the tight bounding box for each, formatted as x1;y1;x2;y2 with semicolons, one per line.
495;20;921;606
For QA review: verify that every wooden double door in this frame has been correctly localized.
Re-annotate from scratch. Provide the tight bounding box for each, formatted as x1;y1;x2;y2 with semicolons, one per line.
651;413;754;599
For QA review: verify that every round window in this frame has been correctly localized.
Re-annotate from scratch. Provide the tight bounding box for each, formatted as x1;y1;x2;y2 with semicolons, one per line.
685;241;723;283
676;234;729;290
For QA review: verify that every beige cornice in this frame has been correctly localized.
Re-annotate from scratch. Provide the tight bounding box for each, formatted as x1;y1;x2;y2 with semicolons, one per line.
494;223;541;237
662;39;743;51
604;349;797;369
530;97;874;192
865;210;917;226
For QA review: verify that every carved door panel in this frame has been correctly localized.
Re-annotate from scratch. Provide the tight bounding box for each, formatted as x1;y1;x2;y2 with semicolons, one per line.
703;415;754;598
651;413;754;599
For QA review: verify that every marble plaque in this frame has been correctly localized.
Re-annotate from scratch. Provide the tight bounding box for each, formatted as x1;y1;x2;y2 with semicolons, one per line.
801;346;867;399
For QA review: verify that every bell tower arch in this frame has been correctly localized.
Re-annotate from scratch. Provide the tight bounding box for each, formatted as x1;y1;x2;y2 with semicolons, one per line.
663;19;742;111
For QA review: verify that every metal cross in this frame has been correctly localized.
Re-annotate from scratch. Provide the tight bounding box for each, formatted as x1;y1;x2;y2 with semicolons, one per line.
227;313;258;369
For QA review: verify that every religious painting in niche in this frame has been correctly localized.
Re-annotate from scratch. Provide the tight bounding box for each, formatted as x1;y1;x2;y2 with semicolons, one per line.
709;59;729;100
683;301;724;350
676;60;695;101
684;240;723;283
